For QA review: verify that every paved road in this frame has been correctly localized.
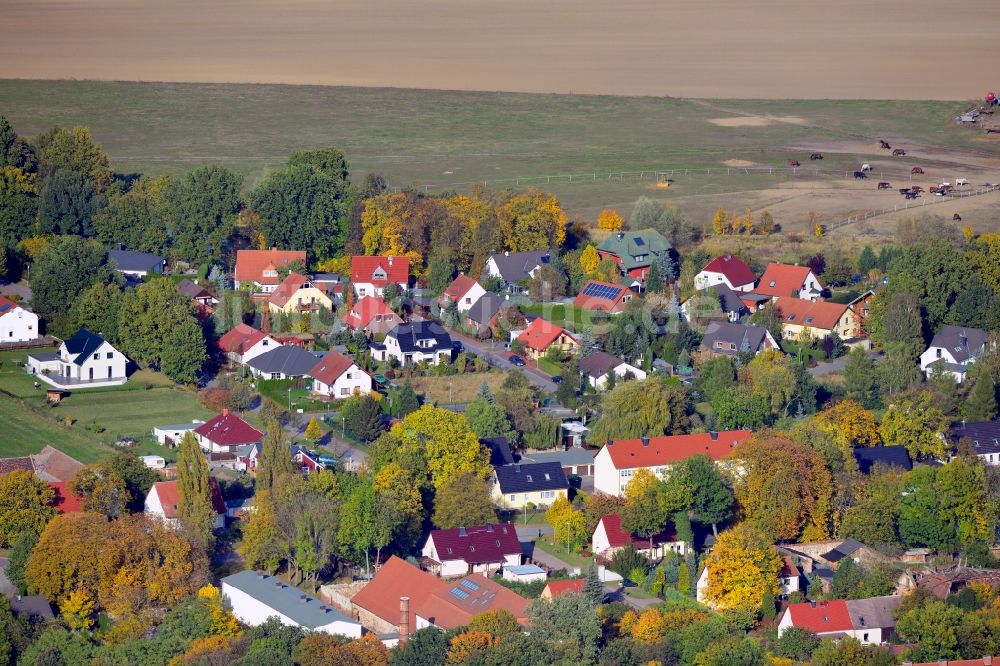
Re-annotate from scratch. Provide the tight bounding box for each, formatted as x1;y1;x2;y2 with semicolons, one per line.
513;524;553;541
450;330;557;393
807;351;883;377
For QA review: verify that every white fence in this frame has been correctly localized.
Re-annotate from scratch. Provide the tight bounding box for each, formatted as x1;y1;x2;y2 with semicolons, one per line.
828;184;1000;231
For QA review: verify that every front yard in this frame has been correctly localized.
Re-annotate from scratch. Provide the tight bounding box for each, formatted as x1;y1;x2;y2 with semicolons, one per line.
534;535;593;570
409;371;509;405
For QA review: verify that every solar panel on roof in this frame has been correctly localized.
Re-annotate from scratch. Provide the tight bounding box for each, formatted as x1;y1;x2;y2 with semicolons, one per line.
582;283;621;300
450;588;470;600
634;237;645;246
0;304;9;313
460;579;480;591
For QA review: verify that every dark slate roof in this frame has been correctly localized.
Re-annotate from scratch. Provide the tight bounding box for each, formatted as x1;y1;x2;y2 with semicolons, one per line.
493;462;568;493
467;293;504;324
822;539;864;563
578;350;625;379
63;328;107;366
387;321;452;353
246;345;322;376
107;249;164;273
700;321;769;356
481;437;515;467
10;595;54;620
710;284;749;316
489;250;550;283
951;420;1000;455
177;279;212;299
221;571;358;629
853;446;913;474
928;325;988;363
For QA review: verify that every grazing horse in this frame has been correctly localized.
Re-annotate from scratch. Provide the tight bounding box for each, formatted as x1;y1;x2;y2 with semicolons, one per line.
911;167;924;175
987;128;1000;134
909;186;923;193
892;148;906;156
879;140;892;149
877;182;891;190
861;164;872;172
810;153;823;160
789;160;801;167
904;191;919;199
899;188;912;195
854;171;867;179
953;213;962;221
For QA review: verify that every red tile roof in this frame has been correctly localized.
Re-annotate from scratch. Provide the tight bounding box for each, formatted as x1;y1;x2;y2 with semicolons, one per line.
351;556;446;627
0;457;35;475
902;659;997;666
755;263;823;299
418;576;528;628
517;318;576;352
49;482;86;514
596;514;678;550
774;297;850;331
701;255;756;288
780;555;799;578
344;296;396;330
783;599;853;634
150;478;226;518
428;524;521;565
268;273;311;308
0;295;21;319
194;411;263;447
351;255;409;287
572;280;631;312
308;352;356;386
217;323;269;355
235;250;307;286
543;579;584;597
602;430;752;469
442;275;479;301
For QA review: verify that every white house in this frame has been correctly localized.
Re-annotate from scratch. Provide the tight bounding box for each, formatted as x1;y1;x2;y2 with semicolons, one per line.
777;596;902;645
27;328;128;389
107;249;165;278
217;324;280;366
919;325;988;382
0;295;40;343
221;571;362;638
144;479;226;530
152;420;205;446
779;555;801;595
593;430;752;497
440;275;487;313
483;250;550;294
194;410;264;453
578;350;646;390
308;352;371;399
371;321;453;367
351;255;409;298
754;263;824;301
592;514;686;562
694;255;756;293
421;524;522;578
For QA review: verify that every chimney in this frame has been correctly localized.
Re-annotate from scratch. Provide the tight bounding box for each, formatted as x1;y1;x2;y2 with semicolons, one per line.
388;255;394;266
271;247;277;251
810;600;816;608
606;438;613;447
504;251;510;257
983;657;992;666
399;597;410;645
256;571;266;579
617;232;624;240
709;431;718;441
641;436;650;447
222;408;229;416
515;464;521;472
458;526;467;537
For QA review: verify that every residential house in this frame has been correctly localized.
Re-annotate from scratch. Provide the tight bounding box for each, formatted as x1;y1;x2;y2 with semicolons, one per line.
481;436;515;467
421;524;522;577
343;296;402;337
755;263;824;301
490;462;569;510
592;514;685;562
246;345;321;380
517;448;596;477
144;478;226;529
774;297;855;342
222;571;362;637
153;420;205;446
593;430;752;496
540;580;585;600
107;249;165;278
194;410;263;454
853;446;913;474
0;295;39;343
483;250;550;294
27;328;128;389
234;249;306;293
695;254;756;293
440;275;486;313
951;420;1000;466
350;556;528;635
29;446;83;482
847;289;877;338
777;539;889;592
217;323;279;366
740;292;772;314
351;255;409;298
682;284;749;323
309;352;371;399
267;273;334;315
779;555;802;595
49;482;86;514
465;294;520;338
777;596;902;645
579;350;646;390
919;325;988;382
516;318;578;360
573;280;635;314
699;321;779;358
178;280;218;307
596;230;671;284
291;446;324;475
371;321;453;366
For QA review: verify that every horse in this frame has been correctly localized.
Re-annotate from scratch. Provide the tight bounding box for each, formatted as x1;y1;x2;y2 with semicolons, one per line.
953;213;963;221
810;153;823;160
904;191;919;199
861;164;872;172
879;140;892;149
854;171;867;179
892;148;906;156
899;188;912;195
911;167;924;175
877;182;891;190
789;160;801;167
910;186;923;193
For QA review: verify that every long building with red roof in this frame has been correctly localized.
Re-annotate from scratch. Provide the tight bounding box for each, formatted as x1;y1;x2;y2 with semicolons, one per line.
593;430;752;496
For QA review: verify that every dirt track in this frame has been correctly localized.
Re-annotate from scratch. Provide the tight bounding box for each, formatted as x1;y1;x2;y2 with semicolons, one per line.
1;0;997;99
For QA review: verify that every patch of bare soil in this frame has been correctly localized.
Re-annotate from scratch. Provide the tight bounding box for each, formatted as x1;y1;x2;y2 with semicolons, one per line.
709;116;807;128
723;159;758;168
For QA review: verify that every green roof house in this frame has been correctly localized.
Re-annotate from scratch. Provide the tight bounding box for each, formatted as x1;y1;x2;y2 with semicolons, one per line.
596;229;670;283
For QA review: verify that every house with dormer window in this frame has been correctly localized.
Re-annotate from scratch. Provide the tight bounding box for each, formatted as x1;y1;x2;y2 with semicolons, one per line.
370;321;453;366
234;249;306;293
490;462;569;510
754;263;824;301
596;229;671;285
27;328;128;389
421;524;523;577
351;255;409;298
919;325;988;382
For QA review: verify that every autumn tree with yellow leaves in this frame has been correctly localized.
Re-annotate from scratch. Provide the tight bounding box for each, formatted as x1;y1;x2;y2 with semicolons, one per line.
579;244;601;275
596;208;625;231
814;400;881;453
702;523;781;626
711;207;729;235
546;496;587;551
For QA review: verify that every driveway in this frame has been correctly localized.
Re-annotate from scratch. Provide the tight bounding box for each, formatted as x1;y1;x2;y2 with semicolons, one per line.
807;351;883;377
451;330;557;393
522;541;578;573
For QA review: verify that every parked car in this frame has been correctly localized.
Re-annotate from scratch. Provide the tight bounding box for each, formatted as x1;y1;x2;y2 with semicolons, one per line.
551;375;563;384
452;340;464;353
509;354;526;366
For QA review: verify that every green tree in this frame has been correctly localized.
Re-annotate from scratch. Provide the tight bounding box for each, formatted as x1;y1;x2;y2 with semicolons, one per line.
346;394;385;443
6;530;38;595
257;419;296;493
857;245;877;274
463;395;512;439
176;432;216;547
338;478;393;575
0;470;56;547
676;454;733;536
693;637;766;666
773;627;821;661
748;302;783;344
810;636;895;666
622;476;677;551
0;115;37;172
645;260;664;293
397;379;419;417
426;252;455;295
843;347;880;408
582;562;604;607
0;166;38;244
711;386;769;429
29;234;113;322
879;390;949;460
92;176;171;255
38;169;105;236
432;472;497;529
526;592;601;664
877;343;922;396
698;356;736;401
107;452;160;514
166;165;243;265
286;147;349;181
935;457;993;545
34;125;113;191
71;282;123;344
68;464;131;519
895;600;965;662
590;376;688;441
117;279;206;383
966;373;997;421
898;467;954;550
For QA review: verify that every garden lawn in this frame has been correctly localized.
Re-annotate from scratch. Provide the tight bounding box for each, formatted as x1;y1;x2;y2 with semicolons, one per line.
257;379;330;413
534;535;593;570
409;371;508;405
520;304;596;333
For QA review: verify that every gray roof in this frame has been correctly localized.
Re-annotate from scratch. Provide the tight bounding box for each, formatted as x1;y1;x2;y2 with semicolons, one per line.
481;437;515;466
846;595;902;630
107;249;164;273
387;321;452;353
247;345;322;376
221;571;359;629
467;293;505;324
494;462;568;493
517;448;596;467
9;595;54;620
578;350;627;379
928;325;988;363
28;351;60;363
177;279;212;299
708;284;749;316
700;321;770;357
63;328;108;366
951;420;1000;455
822;539;864;563
489;250;550;283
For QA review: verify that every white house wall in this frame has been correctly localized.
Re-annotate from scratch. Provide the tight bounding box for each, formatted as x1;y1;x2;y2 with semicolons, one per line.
0;307;39;342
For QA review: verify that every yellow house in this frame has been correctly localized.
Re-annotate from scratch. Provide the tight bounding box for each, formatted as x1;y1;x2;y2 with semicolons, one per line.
516;318;579;360
267;273;334;315
775;296;856;342
490;462;569;510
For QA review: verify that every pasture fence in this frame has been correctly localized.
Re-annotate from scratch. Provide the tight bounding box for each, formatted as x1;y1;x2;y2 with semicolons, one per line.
827;184;1000;232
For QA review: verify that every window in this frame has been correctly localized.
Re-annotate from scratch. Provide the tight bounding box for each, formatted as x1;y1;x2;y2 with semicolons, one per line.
106;352;113;359
93;353;99;360
769;280;776;287
341;388;349;395
508;494;516;502
541;491;555;499
346;373;352;379
936;348;942;358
